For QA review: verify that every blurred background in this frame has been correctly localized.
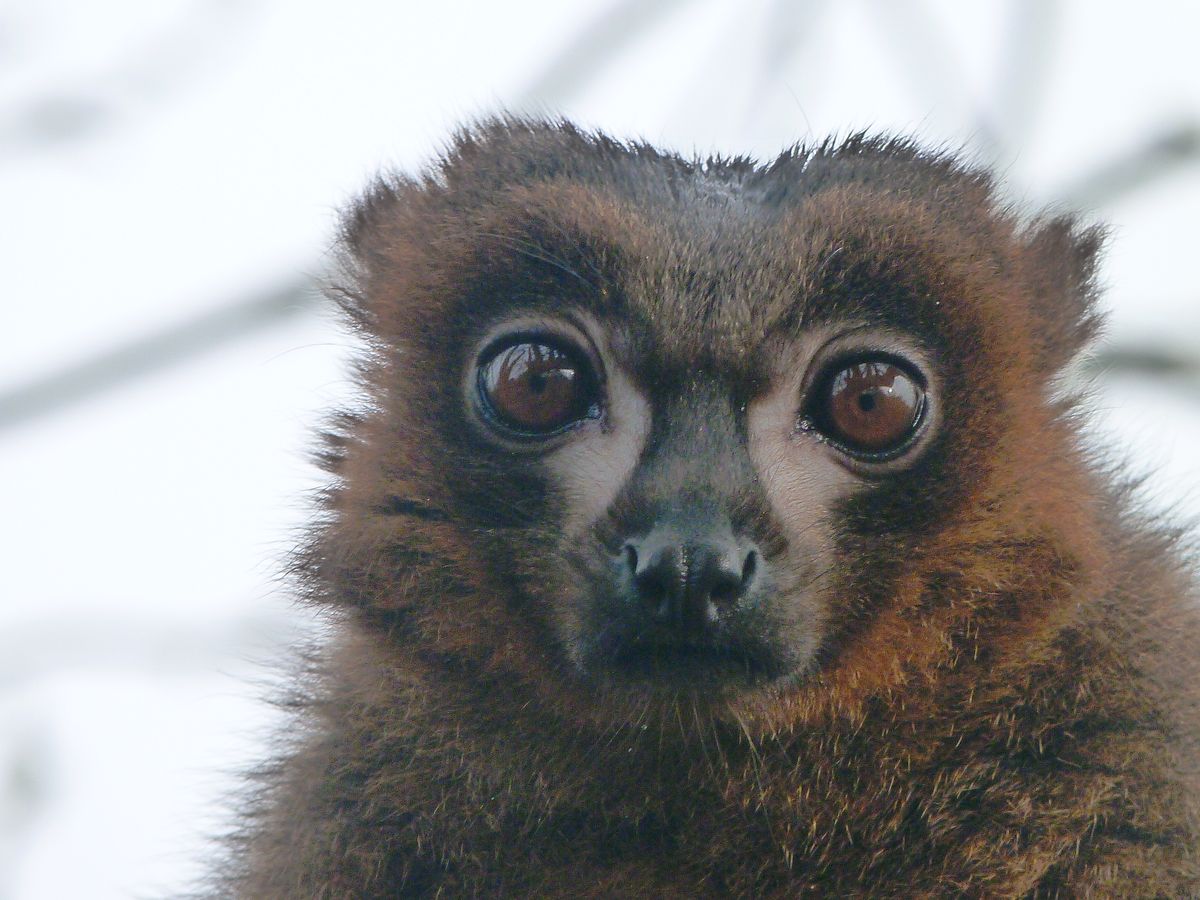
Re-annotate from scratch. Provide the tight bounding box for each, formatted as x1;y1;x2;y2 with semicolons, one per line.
3;0;1200;896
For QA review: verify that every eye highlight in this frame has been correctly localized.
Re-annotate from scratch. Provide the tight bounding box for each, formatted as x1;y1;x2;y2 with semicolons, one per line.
807;355;927;458
476;337;600;436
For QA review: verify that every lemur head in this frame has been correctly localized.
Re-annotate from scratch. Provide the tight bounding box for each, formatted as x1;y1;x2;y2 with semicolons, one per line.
321;118;1103;728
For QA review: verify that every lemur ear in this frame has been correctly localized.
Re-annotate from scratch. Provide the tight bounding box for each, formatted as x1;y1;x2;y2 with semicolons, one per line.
1023;216;1105;372
332;177;414;335
329;121;598;339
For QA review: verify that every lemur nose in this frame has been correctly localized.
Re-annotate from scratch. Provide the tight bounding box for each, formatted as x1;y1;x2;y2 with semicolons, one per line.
622;533;759;631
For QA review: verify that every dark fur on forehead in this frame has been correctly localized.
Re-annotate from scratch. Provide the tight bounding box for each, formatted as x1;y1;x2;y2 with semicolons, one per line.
338;117;1099;386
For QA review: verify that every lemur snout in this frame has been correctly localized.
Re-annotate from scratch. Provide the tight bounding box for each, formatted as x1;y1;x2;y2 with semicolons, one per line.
622;532;758;633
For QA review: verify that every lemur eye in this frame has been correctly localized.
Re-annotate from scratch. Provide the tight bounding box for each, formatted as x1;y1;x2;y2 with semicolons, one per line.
477;338;599;435
809;356;927;456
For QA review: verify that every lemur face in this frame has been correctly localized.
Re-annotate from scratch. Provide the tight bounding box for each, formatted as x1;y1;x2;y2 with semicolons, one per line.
461;301;940;695
340;123;1097;716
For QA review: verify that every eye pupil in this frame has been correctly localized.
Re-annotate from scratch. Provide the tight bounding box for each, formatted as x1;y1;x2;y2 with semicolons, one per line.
527;370;557;395
478;339;597;435
810;356;926;457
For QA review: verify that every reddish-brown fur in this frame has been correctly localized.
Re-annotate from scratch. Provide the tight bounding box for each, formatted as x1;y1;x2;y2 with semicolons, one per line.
219;119;1200;897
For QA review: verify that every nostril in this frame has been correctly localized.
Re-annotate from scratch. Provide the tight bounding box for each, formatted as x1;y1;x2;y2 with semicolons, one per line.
707;547;759;610
623;543;639;575
741;550;757;588
709;577;738;605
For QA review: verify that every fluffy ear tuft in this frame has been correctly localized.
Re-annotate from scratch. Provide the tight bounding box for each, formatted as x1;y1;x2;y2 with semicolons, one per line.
332;170;458;345
330;177;413;333
340;178;407;258
1024;216;1105;371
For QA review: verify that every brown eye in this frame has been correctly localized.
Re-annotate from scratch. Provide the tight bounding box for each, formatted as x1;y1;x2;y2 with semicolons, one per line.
477;339;599;435
810;357;926;456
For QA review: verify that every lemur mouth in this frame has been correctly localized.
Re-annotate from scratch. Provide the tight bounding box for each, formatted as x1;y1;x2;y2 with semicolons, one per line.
593;634;779;686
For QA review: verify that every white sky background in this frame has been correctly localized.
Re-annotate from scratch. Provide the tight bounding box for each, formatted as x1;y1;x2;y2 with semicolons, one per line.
2;1;1200;896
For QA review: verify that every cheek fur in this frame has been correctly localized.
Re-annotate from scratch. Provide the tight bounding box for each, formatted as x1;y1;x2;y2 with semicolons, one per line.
543;368;650;539
745;377;858;567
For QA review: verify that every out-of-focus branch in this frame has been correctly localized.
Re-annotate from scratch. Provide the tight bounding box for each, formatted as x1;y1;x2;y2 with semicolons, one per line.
1087;344;1200;385
1059;124;1200;209
0;275;321;433
517;0;698;110
0;611;316;690
990;0;1060;158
